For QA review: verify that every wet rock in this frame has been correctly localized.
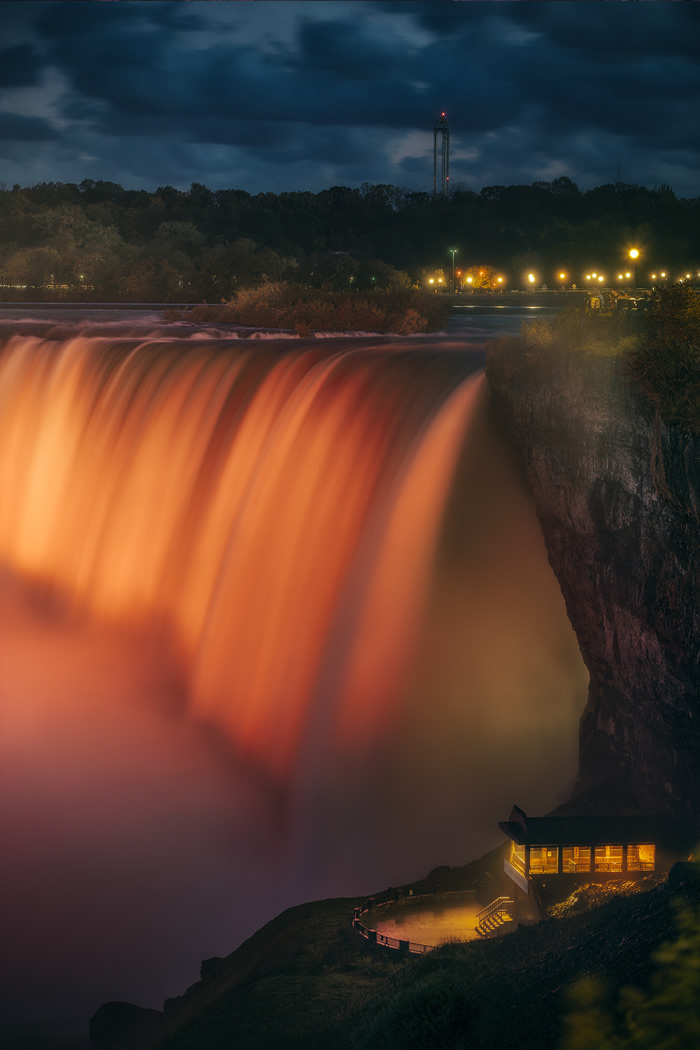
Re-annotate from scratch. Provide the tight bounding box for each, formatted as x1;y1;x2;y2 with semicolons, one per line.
486;347;699;830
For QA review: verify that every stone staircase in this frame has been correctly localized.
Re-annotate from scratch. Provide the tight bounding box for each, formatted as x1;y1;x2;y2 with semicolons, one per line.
474;896;515;938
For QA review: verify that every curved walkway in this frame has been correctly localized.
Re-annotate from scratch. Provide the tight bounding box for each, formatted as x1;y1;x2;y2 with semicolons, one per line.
353;889;481;954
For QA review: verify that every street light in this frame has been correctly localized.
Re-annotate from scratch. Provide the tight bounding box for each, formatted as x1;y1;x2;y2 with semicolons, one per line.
628;248;639;288
449;248;458;293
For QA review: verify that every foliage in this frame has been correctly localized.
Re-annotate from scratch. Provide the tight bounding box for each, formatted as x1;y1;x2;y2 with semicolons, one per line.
360;969;476;1049
493;284;699;433
174;281;452;335
627;283;700;433
462;264;500;290
560;898;700;1050
1;178;699;303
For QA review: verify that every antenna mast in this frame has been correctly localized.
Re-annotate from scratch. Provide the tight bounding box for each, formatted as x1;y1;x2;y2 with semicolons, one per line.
433;112;450;196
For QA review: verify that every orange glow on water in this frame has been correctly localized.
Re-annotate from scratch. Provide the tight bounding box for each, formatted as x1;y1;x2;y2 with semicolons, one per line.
0;335;483;784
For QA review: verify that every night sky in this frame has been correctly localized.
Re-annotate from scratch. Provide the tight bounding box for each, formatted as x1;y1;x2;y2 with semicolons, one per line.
1;0;699;199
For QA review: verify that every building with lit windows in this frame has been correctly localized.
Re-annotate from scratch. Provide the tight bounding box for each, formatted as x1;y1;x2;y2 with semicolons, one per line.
499;805;688;898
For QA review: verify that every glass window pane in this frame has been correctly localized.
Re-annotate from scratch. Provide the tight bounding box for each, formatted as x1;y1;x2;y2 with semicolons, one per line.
510;842;526;875
530;846;558;874
628;844;655;871
594;845;623;872
562;846;591;872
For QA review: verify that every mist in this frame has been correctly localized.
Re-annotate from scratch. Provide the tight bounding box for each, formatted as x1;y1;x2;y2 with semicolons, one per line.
0;330;588;1044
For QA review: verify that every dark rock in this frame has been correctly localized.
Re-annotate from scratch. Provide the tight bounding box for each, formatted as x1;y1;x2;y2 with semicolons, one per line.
200;956;226;981
89;1001;163;1049
486;348;700;832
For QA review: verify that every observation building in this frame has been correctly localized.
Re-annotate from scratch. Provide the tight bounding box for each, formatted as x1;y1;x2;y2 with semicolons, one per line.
499;805;687;897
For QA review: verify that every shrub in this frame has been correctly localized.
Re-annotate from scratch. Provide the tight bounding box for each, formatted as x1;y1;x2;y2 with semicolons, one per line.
560;898;700;1050
627;284;700;432
172;282;452;334
362;969;476;1050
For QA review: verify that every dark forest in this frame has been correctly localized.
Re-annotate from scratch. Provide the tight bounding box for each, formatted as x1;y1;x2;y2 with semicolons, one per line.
1;177;698;301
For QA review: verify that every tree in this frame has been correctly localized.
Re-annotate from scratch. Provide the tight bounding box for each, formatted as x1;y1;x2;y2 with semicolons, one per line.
561;896;700;1050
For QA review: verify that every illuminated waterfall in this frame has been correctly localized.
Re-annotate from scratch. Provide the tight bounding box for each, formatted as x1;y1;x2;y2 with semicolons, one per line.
0;333;482;785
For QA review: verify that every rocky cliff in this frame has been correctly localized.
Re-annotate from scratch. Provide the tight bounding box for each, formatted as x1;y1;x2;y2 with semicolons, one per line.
486;344;699;831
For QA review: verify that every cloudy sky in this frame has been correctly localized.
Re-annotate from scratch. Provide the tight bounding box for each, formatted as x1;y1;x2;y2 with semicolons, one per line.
1;0;699;198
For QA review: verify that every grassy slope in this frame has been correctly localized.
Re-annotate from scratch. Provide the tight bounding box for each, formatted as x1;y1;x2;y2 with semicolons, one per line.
149;858;698;1050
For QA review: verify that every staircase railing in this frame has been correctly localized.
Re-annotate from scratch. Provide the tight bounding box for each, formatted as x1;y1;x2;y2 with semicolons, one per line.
476;896;514;925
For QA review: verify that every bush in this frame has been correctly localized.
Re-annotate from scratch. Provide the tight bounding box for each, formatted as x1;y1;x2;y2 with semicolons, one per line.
361;969;476;1049
560;898;700;1050
627;284;700;433
497;286;699;433
172;282;452;335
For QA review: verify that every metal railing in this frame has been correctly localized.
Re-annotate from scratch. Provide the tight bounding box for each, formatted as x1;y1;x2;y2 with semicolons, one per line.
352;887;477;955
476;896;514;926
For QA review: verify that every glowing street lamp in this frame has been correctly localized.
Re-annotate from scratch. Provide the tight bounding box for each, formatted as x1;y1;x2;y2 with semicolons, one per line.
628;248;640;288
449;248;458;293
527;273;536;288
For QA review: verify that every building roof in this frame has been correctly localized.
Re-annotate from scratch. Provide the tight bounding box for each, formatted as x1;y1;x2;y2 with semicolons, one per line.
499;806;677;847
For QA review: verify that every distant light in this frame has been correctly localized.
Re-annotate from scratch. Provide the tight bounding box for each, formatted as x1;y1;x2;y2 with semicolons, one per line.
651;273;657;280
559;273;566;280
466;276;473;284
497;277;503;283
429;278;434;284
629;248;640;259
592;272;597;278
660;271;667;278
625;272;631;278
598;276;604;282
618;274;624;280
528;273;535;283
686;273;692;279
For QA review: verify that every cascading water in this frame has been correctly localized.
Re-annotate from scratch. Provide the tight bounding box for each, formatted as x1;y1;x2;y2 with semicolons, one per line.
0;314;588;1044
0;333;482;785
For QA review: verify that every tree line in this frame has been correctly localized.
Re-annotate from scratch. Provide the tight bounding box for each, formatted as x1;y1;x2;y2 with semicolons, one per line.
0;176;698;301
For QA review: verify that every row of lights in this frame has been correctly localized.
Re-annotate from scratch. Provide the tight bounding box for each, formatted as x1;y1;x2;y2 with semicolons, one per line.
430;246;697;291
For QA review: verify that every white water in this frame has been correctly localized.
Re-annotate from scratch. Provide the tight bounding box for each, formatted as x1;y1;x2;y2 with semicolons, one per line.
0;307;587;1044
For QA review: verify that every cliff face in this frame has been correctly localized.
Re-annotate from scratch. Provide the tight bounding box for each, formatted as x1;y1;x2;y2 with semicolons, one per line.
486;347;699;829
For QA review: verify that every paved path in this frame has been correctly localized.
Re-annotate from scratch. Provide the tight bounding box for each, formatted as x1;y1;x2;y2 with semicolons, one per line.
369;900;482;946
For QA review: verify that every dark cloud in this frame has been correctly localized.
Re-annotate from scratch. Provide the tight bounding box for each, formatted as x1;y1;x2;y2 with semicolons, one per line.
0;1;698;197
0;44;42;88
0;111;59;141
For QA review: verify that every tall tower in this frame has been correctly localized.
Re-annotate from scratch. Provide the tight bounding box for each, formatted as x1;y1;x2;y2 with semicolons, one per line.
433;112;450;196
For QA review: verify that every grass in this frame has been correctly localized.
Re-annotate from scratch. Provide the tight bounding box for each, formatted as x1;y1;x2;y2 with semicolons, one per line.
492;284;700;434
145;862;700;1050
164;280;453;336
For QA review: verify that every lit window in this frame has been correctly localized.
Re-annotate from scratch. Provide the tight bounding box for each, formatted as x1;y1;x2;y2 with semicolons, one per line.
594;845;623;872
562;846;591;872
627;844;655;871
509;842;526;875
529;846;558;874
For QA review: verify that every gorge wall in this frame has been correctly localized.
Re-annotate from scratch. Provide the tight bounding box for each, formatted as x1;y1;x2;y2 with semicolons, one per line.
486;344;699;832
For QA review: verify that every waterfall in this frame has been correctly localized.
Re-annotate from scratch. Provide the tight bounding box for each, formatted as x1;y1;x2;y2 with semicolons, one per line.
0;322;588;1039
0;333;481;786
